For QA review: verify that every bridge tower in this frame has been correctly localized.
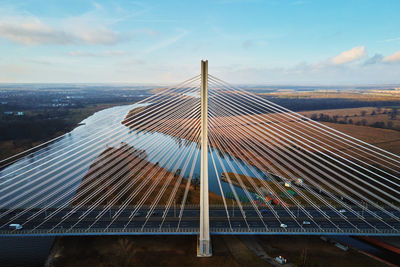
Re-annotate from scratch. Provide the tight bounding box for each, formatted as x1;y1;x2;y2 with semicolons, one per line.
198;60;212;257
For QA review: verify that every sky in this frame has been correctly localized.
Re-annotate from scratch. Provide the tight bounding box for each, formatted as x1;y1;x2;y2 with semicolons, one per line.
0;0;399;85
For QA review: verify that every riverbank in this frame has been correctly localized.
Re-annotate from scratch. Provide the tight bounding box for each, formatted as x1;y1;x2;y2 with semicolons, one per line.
0;102;133;163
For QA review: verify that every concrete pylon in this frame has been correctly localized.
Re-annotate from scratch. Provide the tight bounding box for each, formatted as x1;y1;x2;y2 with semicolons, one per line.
197;60;212;257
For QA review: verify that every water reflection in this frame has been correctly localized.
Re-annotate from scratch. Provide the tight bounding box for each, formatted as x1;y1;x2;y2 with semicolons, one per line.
0;104;266;208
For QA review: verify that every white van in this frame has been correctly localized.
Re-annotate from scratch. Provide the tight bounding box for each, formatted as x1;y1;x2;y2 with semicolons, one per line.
9;224;23;230
280;223;288;228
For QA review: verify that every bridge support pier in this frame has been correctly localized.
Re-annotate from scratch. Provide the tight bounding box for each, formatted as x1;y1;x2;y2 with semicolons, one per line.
198;60;212;257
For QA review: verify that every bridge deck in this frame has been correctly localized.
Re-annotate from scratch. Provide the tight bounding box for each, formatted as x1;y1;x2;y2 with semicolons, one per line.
1;207;399;236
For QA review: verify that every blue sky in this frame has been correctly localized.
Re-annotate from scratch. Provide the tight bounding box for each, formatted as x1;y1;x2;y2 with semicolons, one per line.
0;0;399;84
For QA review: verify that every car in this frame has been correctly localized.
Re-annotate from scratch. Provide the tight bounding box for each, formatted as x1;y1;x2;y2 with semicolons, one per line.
9;224;23;230
275;256;288;264
302;221;311;225
339;209;346;213
280;223;288;228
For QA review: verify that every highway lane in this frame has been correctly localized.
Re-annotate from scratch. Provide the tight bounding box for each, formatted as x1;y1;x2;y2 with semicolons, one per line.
1;206;399;235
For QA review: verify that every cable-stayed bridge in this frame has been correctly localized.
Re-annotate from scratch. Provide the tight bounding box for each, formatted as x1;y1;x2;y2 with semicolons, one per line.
0;61;399;256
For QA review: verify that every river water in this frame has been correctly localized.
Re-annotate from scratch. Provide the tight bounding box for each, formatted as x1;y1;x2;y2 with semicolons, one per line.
0;104;265;209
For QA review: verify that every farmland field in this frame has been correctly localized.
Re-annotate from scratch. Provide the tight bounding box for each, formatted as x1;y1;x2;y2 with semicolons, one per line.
300;107;400;130
314;122;400;156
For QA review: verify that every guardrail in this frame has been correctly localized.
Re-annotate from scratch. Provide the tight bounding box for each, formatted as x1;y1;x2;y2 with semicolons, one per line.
0;227;200;235
0;227;398;236
1;204;399;212
210;227;399;233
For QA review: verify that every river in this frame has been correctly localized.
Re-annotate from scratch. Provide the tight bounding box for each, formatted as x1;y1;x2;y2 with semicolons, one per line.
0;104;265;209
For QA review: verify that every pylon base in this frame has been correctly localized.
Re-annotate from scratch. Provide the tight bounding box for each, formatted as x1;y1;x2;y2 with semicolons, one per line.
197;236;212;257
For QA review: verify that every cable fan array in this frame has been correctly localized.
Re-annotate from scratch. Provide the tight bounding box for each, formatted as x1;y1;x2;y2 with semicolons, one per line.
0;74;399;235
206;75;400;233
0;76;203;233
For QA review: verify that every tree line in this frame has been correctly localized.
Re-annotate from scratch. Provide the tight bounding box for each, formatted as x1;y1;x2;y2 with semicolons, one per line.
309;107;399;130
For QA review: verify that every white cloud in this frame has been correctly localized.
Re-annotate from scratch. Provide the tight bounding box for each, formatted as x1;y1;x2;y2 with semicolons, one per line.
332;46;366;65
0;15;125;45
383;51;400;63
0;1;151;46
0;17;73;45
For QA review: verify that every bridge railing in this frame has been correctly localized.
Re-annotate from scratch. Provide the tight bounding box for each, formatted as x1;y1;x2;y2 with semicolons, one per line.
210;227;399;234
1;226;398;236
0;227;200;235
2;204;399;212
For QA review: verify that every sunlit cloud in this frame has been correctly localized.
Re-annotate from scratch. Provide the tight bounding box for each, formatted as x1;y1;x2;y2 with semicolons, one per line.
383;51;400;63
332;46;366;65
